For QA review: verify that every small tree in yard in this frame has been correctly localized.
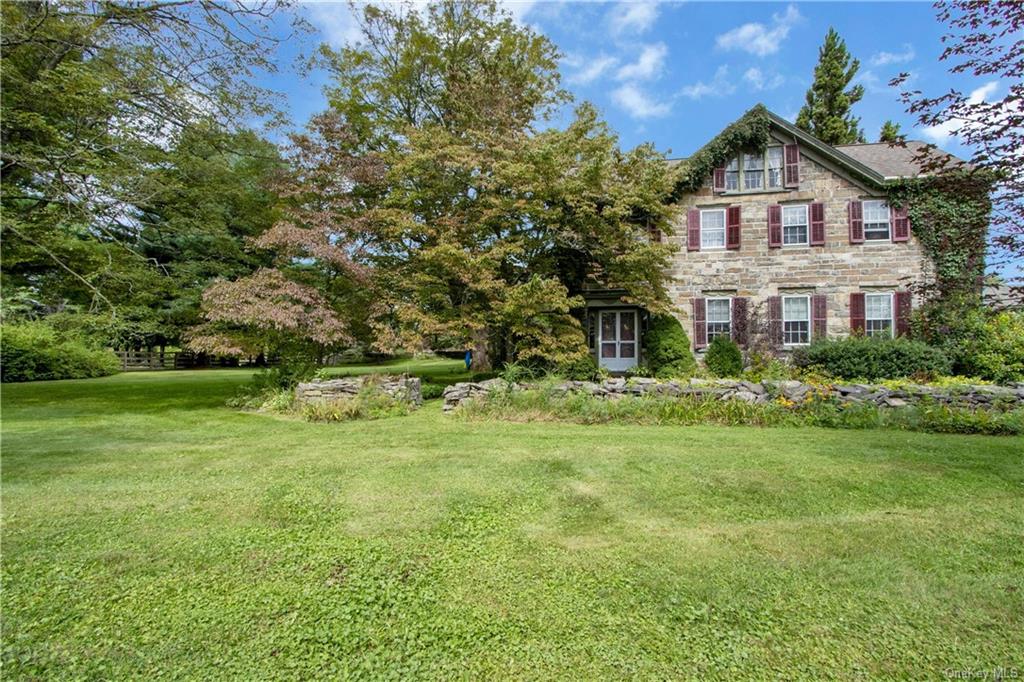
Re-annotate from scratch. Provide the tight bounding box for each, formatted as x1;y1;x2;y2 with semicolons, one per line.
705;336;744;378
643;314;696;378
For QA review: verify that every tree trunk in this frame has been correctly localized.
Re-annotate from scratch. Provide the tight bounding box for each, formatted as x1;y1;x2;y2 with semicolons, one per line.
471;328;491;372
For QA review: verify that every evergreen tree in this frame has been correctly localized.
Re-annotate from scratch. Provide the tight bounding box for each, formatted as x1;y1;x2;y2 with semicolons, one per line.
879;120;904;143
796;28;866;145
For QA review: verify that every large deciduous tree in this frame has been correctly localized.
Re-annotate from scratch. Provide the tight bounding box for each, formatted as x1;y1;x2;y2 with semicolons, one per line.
1;0;301;342
307;1;676;371
892;0;1023;276
796;28;866;145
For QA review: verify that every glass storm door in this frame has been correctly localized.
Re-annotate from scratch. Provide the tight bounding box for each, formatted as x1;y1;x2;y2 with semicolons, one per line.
599;310;638;372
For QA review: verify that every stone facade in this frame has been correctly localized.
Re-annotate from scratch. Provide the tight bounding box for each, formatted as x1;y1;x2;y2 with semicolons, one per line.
666;138;932;352
442;378;1024;412
295;375;422;406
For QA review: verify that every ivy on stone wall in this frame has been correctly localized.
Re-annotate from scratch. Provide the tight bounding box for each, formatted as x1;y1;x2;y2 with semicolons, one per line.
672;104;773;197
887;171;993;298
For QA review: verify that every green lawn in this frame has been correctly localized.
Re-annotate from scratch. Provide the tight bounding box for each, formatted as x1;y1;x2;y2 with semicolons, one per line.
2;368;1022;679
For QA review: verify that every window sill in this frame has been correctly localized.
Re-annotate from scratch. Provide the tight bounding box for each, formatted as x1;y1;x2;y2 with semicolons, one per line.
716;187;790;197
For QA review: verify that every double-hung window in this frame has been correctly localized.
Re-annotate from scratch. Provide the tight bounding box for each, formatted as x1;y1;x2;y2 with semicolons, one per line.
865;293;893;337
863;200;890;241
700;209;726;249
782;205;809;246
782;295;810;346
743;152;764;190
725;157;740;191
766;147;784;189
706;298;731;342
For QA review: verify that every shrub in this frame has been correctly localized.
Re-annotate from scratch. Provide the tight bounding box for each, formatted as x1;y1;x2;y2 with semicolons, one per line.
958;311;1024;384
555;353;603;381
643;314;696;379
791;335;951;381
743;351;795;382
421;382;446;400
704;335;743;377
1;321;120;382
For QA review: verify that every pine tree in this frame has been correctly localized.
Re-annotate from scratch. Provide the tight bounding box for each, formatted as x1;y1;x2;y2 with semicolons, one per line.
879;120;904;143
796;28;866;145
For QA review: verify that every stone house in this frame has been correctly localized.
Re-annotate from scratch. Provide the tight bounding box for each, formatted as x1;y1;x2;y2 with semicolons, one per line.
586;106;957;374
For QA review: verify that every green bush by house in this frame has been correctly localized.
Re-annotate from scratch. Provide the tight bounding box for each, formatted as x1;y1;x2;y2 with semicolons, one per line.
791;335;951;381
643;314;696;378
1;321;121;382
959;311;1024;384
705;335;743;377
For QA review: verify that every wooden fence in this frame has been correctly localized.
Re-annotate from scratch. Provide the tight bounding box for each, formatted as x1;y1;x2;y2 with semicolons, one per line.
114;350;277;372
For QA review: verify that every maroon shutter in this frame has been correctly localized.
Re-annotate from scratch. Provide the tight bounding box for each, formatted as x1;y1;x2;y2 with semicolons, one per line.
692;297;707;349
848;201;864;244
812;294;827;340
810;202;826;246
850;293;866;334
784;143;800;187
895;291;912;336
713;167;726;192
768;296;782;348
726;205;741;249
687;209;700;251
767;205;782;248
732;296;748;346
892;205;910;242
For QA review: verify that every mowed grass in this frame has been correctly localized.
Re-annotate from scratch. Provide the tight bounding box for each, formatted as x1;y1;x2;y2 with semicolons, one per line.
2;368;1023;680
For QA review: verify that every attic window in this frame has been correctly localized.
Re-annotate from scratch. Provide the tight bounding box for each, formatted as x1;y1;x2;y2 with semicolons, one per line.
723;146;784;192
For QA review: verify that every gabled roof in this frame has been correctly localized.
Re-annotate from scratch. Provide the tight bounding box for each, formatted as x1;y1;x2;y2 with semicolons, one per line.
669;105;967;190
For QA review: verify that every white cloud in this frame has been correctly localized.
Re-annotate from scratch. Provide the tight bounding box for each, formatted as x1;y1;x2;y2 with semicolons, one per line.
870;44;915;66
715;4;801;57
612;83;671;119
568;54;620;85
680;65;735;100
607;1;660;37
615;43;668;81
921;81;1001;144
305;2;363;48
742;67;784;92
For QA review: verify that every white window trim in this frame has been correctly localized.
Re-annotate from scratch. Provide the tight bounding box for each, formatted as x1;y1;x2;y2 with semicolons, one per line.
706;297;732;343
862;199;891;241
782;294;812;347
781;204;810;247
865;292;895;339
723;146;785;193
700;208;727;250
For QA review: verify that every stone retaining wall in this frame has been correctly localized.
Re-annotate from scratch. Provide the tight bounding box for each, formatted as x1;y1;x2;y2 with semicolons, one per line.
442;377;1024;413
296;375;422;406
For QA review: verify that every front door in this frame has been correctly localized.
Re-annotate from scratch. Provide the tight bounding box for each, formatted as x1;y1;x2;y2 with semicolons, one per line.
598;310;638;372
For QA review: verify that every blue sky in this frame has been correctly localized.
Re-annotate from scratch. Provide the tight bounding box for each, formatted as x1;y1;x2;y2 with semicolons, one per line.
261;0;1008;163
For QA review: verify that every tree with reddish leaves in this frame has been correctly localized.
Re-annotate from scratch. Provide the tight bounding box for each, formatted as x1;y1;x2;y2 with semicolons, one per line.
189;112;383;363
892;0;1023;278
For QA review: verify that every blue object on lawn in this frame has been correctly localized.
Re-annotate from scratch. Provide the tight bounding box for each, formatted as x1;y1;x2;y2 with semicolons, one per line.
464;350;472;371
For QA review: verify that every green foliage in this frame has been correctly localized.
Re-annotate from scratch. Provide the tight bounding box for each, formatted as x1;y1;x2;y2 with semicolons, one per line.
642;314;696;378
958;311;1024;383
796;28;866;144
879;120;903;143
555;353;604;381
888;174;991;299
673;104;773;195
704;336;744;378
301;391;413;423
421;382;447;400
461;386;1023;436
0;321;120;382
743;351;797;382
792;336;951;381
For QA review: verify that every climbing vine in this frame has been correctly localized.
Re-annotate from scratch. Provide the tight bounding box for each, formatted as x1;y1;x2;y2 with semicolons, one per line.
887;170;993;299
672;104;773;197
